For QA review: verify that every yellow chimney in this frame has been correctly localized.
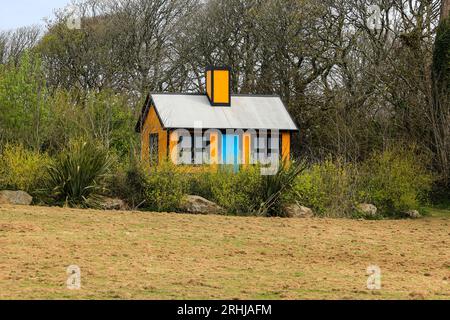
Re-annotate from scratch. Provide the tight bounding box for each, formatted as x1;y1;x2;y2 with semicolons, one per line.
206;66;231;106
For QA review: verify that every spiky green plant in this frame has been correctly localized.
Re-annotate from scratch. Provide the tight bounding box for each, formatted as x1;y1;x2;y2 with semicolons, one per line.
45;140;111;207
257;161;307;217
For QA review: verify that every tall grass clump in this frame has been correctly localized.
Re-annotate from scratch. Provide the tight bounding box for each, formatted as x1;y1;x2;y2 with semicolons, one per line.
44;140;111;207
258;162;307;217
0;144;52;196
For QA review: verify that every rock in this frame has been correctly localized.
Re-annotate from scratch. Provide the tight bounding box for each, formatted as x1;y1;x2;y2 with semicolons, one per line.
404;210;421;219
356;203;378;217
283;204;314;218
99;197;127;211
180;195;224;215
0;190;33;205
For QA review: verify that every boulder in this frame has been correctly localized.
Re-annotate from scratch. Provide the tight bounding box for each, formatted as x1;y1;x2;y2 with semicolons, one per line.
0;190;33;206
180;195;224;215
404;210;421;219
99;197;127;211
283;204;314;218
356;203;378;217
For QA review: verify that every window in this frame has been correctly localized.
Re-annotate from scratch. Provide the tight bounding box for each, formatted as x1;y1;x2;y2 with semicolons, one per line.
200;137;211;165
177;132;211;165
252;131;280;162
149;133;159;165
178;135;192;165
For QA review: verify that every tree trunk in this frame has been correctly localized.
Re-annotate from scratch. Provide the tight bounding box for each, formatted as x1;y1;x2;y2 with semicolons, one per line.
442;0;450;20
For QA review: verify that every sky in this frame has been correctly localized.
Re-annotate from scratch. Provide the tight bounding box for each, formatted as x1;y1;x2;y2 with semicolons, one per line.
0;0;72;31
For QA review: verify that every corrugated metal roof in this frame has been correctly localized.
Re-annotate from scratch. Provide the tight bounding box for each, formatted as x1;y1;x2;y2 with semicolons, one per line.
147;94;298;131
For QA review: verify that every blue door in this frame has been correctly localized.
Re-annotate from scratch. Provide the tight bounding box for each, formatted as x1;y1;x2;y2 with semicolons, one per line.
222;134;239;172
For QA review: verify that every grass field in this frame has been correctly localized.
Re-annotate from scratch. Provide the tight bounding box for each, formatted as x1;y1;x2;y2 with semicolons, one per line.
0;205;449;300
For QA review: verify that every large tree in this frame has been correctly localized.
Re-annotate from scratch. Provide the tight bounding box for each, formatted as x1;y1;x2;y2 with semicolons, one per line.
37;0;197;95
430;0;450;188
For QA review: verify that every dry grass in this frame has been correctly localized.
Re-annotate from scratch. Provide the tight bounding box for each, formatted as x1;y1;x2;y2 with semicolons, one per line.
0;205;449;300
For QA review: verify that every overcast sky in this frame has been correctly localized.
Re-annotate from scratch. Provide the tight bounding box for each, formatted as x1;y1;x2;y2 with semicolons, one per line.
0;0;72;31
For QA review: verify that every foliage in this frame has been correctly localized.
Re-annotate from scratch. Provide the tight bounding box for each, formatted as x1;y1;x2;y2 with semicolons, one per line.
185;170;215;201
107;155;148;209
258;162;307;217
432;17;450;91
0;144;52;195
185;163;305;216
211;166;264;215
186;166;263;215
0;52;49;150
431;16;450;189
143;162;187;212
288;149;434;218
0;53;136;157
187;154;432;218
79;91;137;157
44;140;111;207
43;90;137;157
359;147;434;215
289;159;358;217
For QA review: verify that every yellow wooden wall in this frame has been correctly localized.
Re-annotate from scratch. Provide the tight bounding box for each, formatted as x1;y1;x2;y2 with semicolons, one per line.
282;132;291;163
141;105;168;164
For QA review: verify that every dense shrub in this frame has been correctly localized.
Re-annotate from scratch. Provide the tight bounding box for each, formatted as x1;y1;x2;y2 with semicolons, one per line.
144;162;187;212
44;140;111;207
185;169;215;201
359;148;433;215
289;159;358;217
107;158;186;212
186;163;304;216
185;166;263;215
211;166;263;215
107;157;148;209
288;148;433;218
0;144;52;195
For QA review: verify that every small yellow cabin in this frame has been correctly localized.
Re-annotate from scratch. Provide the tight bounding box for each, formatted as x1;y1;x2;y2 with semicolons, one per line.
135;67;298;169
